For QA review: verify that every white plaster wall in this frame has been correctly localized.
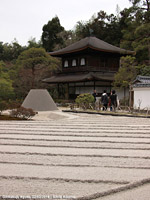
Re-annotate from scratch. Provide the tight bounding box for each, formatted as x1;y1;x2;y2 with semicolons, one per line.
133;87;150;109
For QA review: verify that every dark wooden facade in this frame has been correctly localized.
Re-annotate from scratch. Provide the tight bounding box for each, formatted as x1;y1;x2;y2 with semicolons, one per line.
61;50;120;73
43;37;134;99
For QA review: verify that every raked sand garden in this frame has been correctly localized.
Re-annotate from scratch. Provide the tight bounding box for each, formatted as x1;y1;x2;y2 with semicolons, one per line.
0;109;150;199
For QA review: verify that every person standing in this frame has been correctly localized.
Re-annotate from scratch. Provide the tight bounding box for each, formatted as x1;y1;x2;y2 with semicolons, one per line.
92;90;97;102
109;91;113;111
92;89;97;110
110;90;117;111
101;90;108;111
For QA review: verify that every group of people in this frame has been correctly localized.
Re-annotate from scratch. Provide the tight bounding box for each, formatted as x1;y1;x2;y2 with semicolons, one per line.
93;89;118;111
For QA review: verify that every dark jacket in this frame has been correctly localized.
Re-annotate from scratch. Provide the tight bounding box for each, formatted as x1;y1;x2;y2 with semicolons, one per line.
101;93;108;104
110;94;117;106
92;92;97;102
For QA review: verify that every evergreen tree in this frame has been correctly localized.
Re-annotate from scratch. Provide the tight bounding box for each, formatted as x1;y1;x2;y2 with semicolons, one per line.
0;61;14;100
14;47;60;97
120;0;150;64
0;40;25;61
41;16;64;51
113;56;137;89
74;11;122;47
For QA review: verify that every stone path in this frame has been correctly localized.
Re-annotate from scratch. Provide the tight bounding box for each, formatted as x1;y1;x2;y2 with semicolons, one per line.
0;112;150;199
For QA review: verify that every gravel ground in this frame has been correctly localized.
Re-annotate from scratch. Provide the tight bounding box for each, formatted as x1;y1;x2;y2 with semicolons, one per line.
0;110;150;199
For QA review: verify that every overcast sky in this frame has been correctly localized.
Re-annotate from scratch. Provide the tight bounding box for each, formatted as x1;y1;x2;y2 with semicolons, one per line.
0;0;131;46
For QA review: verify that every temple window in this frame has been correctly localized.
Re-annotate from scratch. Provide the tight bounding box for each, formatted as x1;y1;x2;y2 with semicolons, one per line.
80;58;86;66
64;60;69;67
72;59;77;66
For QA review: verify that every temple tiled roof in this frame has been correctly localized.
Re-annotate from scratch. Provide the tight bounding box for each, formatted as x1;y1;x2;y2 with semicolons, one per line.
49;36;135;56
132;76;150;87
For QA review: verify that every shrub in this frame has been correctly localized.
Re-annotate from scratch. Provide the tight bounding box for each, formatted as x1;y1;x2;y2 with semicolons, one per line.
75;93;94;110
11;106;37;120
119;97;129;106
0;100;8;115
7;99;22;110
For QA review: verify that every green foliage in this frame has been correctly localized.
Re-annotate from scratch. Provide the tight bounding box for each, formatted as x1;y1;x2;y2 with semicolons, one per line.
16;47;59;70
11;107;37;120
7;99;22;110
0;40;25;61
42;16;64;51
0;61;15;100
113;56;137;88
15;47;60;96
0;78;14;100
53;30;77;50
129;0;150;12
120;0;150;64
74;11;122;46
48;86;58;100
17;47;54;68
0;62;13;81
75;93;94;110
0;100;8;115
136;64;150;76
119;97;129;106
133;23;150;64
27;38;42;49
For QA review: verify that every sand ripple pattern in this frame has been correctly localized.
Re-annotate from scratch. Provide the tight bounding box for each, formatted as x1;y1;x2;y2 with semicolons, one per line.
0;113;150;199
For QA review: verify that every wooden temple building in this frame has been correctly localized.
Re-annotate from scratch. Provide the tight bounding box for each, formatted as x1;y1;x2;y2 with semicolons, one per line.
43;36;134;99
